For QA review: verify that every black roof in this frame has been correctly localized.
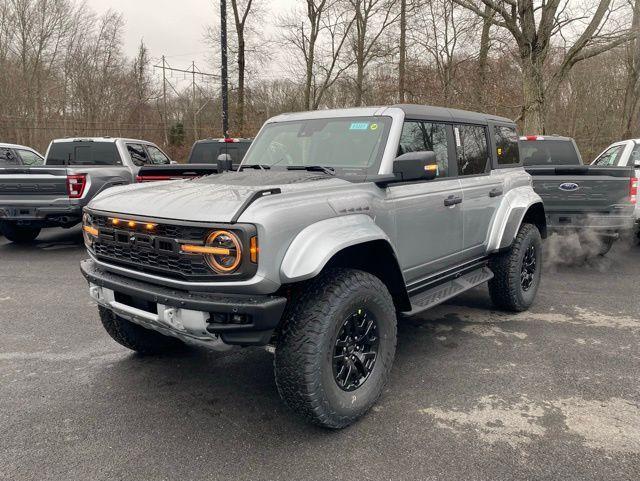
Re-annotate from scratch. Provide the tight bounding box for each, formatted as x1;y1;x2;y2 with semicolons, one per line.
391;104;514;125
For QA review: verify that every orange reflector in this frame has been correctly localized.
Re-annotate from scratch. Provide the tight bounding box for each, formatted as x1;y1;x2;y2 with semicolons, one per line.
250;236;259;263
424;164;438;171
180;244;231;255
83;225;98;237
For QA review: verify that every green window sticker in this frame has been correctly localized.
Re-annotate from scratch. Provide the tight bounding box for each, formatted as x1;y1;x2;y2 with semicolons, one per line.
350;122;370;130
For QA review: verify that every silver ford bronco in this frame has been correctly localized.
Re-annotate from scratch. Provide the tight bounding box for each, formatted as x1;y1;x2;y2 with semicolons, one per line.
80;105;546;428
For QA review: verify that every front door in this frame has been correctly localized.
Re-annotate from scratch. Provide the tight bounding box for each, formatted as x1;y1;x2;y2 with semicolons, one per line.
387;120;464;284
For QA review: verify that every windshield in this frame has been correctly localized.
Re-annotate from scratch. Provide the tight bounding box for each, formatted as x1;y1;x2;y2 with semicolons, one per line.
46;141;121;166
242;116;391;175
520;140;581;166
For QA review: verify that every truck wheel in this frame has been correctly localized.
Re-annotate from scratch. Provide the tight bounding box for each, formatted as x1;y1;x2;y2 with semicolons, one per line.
0;223;40;243
99;306;186;355
581;235;614;257
274;268;397;429
488;223;542;312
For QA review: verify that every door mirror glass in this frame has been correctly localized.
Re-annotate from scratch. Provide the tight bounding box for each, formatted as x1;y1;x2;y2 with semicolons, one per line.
392;151;438;182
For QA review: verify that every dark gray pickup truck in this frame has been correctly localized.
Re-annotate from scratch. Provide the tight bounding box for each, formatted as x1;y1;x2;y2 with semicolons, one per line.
520;135;636;254
0;137;171;243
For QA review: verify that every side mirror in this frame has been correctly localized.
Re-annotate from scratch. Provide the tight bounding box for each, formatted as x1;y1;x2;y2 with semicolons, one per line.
393;151;439;182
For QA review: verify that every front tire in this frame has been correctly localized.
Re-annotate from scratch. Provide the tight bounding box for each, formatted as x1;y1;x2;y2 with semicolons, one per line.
274;268;397;429
488;223;542;312
99;306;186;355
0;223;41;243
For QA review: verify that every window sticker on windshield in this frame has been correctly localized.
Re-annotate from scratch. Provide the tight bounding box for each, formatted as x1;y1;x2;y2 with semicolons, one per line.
370;123;378;131
350;122;370;130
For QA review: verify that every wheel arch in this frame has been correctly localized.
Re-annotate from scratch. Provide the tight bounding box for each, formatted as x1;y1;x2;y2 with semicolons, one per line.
279;215;410;311
488;188;547;252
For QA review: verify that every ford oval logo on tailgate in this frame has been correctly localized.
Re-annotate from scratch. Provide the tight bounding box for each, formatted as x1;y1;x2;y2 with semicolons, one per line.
559;182;580;191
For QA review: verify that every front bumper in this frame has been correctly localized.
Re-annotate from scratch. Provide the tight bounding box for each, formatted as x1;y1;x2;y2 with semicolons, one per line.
0;204;82;227
80;259;287;347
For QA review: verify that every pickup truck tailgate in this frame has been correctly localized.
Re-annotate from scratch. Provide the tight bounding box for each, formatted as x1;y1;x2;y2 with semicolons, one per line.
526;165;634;213
0;167;69;203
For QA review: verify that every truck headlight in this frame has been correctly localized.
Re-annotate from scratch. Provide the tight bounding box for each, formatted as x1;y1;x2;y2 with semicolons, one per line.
82;212;98;248
181;230;243;274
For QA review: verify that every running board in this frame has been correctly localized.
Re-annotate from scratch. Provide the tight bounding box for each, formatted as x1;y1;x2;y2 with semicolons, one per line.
405;267;494;316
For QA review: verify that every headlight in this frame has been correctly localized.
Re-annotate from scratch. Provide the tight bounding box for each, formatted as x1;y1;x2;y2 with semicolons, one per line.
181;230;243;274
82;212;98;248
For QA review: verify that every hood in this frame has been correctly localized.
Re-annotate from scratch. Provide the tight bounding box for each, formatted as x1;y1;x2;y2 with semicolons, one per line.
88;170;348;223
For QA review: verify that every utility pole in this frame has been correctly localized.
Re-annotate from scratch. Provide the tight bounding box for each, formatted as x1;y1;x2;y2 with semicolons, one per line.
153;60;217;142
192;60;198;141
162;55;168;146
220;0;229;138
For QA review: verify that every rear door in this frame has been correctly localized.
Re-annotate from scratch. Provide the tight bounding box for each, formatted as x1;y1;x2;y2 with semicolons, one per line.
388;119;463;283
454;123;503;257
15;149;44;166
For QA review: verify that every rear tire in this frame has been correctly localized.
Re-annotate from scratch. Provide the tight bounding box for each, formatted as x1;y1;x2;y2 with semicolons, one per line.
0;223;40;243
580;235;614;257
488;223;542;312
274;268;397;429
99;306;186;355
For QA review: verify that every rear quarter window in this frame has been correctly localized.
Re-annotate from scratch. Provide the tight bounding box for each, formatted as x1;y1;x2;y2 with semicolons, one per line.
494;126;520;165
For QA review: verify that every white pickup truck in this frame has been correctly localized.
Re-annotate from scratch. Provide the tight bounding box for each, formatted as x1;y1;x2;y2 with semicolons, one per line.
591;139;640;236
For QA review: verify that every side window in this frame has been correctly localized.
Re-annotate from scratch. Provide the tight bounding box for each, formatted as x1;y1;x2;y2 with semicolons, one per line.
127;143;149;166
398;121;449;178
146;145;171;165
494;126;520;165
17;149;43;166
455;124;489;176
0;148;20;166
593;145;625;166
630;144;640;166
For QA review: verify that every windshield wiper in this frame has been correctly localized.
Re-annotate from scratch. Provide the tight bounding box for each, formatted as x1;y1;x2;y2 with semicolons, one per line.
287;165;336;176
240;164;271;170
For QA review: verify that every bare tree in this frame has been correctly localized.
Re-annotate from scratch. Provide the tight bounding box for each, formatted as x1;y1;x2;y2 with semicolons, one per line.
398;0;406;101
414;0;476;104
622;0;640;138
475;3;494;110
454;0;634;133
280;0;355;109
348;0;399;105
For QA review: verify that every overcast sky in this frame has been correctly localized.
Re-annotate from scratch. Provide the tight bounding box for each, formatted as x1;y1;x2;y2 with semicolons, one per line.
85;0;295;74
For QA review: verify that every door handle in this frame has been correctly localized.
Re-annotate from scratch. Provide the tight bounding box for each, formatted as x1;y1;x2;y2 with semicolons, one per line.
489;187;503;197
444;195;463;207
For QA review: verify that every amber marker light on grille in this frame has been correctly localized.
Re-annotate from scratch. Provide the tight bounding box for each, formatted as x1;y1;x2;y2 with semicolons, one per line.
128;221;136;228
250;236;259;263
180;244;231;255
111;218;120;225
83;225;98;236
145;223;156;230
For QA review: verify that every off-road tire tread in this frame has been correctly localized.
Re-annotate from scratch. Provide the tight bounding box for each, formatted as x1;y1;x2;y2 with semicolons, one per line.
99;306;185;355
274;268;397;429
488;223;540;312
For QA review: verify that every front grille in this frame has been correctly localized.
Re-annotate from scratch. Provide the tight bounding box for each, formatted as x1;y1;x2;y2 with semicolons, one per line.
90;213;215;280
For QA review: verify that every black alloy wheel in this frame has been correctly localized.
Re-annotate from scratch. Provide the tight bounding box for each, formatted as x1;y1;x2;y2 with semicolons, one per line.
332;309;379;392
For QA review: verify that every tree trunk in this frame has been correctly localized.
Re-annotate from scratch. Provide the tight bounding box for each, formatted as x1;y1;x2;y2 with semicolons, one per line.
521;56;546;134
622;0;640;139
237;35;246;136
476;4;493;110
398;0;406;102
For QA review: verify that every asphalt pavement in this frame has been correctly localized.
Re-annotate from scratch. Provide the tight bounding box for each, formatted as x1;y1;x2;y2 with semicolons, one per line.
1;227;639;481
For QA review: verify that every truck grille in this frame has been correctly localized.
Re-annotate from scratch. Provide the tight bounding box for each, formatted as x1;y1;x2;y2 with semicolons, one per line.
90;214;213;280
